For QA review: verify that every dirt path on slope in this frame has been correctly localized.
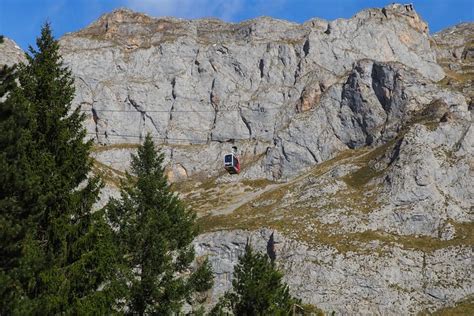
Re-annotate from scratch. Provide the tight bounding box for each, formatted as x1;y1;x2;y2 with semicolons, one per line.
209;148;372;216
209;183;281;216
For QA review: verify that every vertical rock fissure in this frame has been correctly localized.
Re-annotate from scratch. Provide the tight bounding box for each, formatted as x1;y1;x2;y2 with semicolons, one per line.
240;107;252;139
303;39;310;57
421;252;427;292
209;105;218;143
453;122;471;152
165;78;177;142
127;95;160;138
259;59;265;78
208;78;218;142
91;107;100;140
305;146;319;163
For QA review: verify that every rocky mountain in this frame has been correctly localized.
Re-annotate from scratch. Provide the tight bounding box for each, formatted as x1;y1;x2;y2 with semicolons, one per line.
0;36;26;67
59;4;447;181
1;3;472;315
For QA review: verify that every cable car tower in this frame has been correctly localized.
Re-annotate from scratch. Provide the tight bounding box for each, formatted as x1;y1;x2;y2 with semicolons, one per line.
224;145;240;174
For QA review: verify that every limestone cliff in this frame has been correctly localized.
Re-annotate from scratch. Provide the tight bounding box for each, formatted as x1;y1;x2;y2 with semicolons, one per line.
58;4;445;182
1;3;472;315
0;37;25;67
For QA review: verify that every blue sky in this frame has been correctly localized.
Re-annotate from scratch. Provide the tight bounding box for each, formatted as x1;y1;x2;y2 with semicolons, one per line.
1;0;473;51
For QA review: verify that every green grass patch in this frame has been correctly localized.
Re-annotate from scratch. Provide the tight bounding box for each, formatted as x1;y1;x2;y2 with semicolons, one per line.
92;143;140;153
196;149;386;252
91;159;128;187
438;67;473;86
192;127;471;254
343;165;384;188
418;295;474;316
342;139;397;188
298;303;325;316
241;178;274;188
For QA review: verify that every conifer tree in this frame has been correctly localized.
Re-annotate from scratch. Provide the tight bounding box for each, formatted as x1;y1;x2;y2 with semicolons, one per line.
0;23;122;314
0;64;16;96
211;243;300;315
0;63;36;314
107;134;213;315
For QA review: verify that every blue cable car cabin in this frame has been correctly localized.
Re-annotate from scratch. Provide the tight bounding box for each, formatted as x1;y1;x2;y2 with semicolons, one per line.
224;153;240;174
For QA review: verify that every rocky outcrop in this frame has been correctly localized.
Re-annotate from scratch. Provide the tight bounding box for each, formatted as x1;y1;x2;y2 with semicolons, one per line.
265;58;469;180
195;229;473;315
0;37;25;67
433;23;474;106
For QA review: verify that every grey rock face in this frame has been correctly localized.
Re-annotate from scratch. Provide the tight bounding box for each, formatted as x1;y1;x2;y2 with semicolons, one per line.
265;58;469;180
195;229;473;315
433;23;474;64
57;4;445;181
0;37;25;67
433;23;474;105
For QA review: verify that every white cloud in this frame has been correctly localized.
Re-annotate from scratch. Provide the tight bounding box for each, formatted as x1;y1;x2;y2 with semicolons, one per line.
126;0;243;21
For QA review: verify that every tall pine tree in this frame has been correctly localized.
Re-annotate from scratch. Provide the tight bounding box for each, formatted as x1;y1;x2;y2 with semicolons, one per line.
211;243;300;315
107;134;213;315
0;23;122;314
0;62;38;314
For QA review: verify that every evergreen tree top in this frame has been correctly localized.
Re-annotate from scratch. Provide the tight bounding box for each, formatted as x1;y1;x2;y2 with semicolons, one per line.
1;22;119;315
211;243;300;315
107;133;212;314
132;134;165;178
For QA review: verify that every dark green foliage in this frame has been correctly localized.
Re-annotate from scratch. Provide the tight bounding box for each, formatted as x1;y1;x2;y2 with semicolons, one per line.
0;63;36;314
189;257;214;293
0;35;4;44
211;243;300;316
0;23;121;314
107;134;213;315
0;65;17;97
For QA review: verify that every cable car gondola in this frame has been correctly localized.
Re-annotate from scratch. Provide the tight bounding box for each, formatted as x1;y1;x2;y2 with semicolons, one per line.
224;146;240;174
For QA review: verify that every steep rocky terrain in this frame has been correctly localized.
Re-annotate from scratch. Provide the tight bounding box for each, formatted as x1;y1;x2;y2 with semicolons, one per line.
433;23;474;107
58;3;445;182
0;37;25;67
1;3;472;315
